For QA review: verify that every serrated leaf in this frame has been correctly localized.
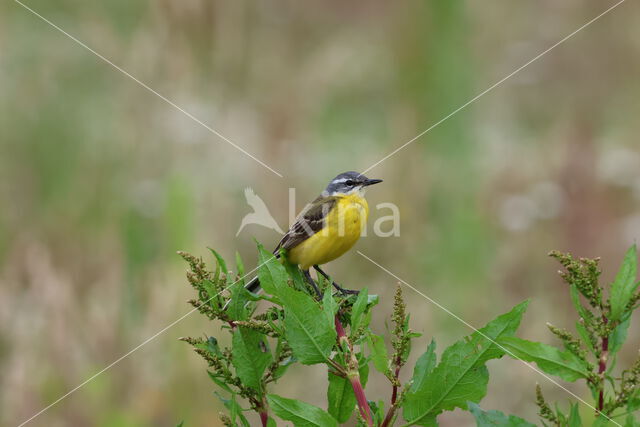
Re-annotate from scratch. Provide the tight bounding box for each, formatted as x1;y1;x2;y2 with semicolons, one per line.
498;337;590;382
231;327;272;392
327;372;356;423
350;288;369;336
610;245;638;321
468;402;536;426
267;394;338;427
403;301;529;426
409;339;437;393
227;281;252;321
257;244;288;297
367;333;389;374
282;288;336;365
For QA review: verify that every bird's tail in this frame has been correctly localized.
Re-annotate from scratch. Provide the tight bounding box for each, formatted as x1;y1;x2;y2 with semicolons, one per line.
244;275;261;294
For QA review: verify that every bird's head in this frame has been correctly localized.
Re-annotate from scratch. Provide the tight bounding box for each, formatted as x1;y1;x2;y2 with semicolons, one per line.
323;171;383;196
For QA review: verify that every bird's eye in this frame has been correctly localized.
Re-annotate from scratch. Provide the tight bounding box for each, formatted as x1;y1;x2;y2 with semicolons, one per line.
345;180;354;186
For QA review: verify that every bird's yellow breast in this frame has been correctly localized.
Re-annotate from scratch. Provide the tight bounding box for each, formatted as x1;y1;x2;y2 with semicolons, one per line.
288;193;369;270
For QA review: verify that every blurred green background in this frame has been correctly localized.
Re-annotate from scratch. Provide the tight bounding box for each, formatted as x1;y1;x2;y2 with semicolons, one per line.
1;1;639;426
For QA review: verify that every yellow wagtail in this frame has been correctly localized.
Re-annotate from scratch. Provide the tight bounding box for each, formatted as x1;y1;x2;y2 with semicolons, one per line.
245;171;382;296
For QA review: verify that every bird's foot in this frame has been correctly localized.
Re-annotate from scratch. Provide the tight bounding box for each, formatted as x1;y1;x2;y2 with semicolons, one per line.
331;282;359;296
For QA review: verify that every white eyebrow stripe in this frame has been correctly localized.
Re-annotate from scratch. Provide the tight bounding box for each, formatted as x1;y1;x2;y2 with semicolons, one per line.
331;178;349;184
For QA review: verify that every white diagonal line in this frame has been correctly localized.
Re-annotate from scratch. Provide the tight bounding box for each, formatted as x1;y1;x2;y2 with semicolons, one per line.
361;0;627;175
16;256;276;427
356;250;619;427
13;0;283;178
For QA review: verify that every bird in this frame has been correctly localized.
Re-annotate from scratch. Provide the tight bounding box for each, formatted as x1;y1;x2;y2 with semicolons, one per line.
236;187;285;236
242;171;383;297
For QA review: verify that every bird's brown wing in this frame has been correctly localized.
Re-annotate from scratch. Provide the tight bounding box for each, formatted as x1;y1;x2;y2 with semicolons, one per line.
274;195;338;252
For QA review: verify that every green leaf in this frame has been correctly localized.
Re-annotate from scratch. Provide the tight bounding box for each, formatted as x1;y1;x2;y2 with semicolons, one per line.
350;288;369;335
569;284;590;320
409;339;437;393
402;301;529;426
627;388;640;412
568;403;582;427
231;327;272;392
322;288;338;325
284;260;307;292
235;251;245;278
227;281;252;321
176;421;184;427
367;333;389;374
208;248;229;277
625;414;640;427
610;311;632;357
497;337;590;382
257;244;288;297
593;414;613;426
272;356;296;382
610;245;638;321
207;371;233;393
467;402;536;426
327;372;356;423
575;321;594;353
216;393;251;427
267;394;338;427
283;288;336;365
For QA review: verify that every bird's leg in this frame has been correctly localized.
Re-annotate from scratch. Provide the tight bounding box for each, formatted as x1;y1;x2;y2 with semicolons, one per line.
302;269;323;299
313;265;359;295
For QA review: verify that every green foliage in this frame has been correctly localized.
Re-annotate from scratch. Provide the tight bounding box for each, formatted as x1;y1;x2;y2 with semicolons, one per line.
327;372;357;423
503;246;640;425
497;337;590;382
402;301;529;426
610;245;639;321
408;340;437;394
467;402;535;427
179;243;640;426
267;394;338;427
231;328;272;392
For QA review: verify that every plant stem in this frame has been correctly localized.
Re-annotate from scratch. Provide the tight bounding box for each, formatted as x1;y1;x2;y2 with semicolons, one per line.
334;315;373;426
259;396;269;427
598;315;609;413
381;364;401;427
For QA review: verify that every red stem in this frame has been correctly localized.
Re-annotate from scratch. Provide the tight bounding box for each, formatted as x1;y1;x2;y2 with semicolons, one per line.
381;358;402;427
259;410;268;427
350;376;373;426
335;316;347;340
334;315;373;426
598;316;609;413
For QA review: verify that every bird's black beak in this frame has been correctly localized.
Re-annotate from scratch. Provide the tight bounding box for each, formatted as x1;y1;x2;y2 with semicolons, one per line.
363;178;383;186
